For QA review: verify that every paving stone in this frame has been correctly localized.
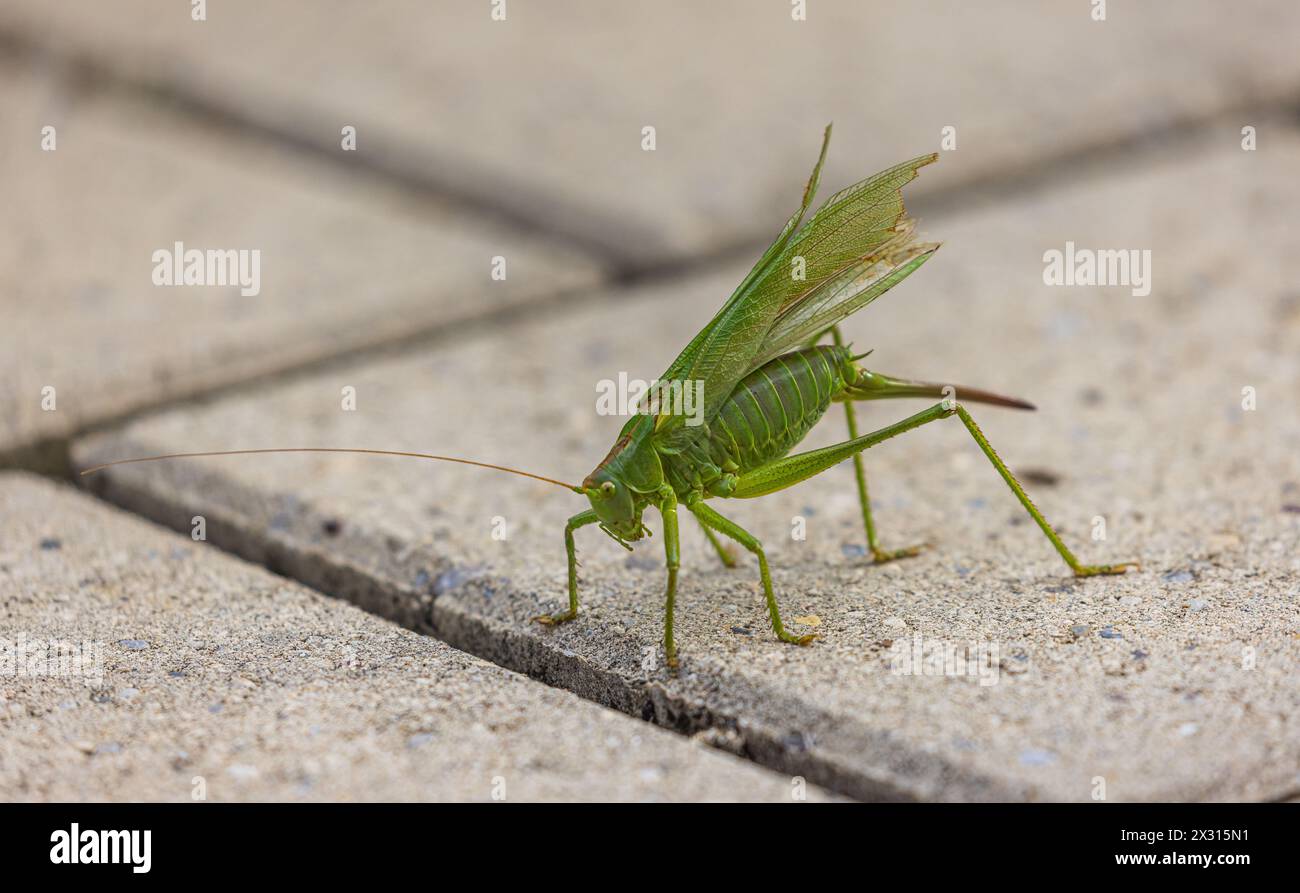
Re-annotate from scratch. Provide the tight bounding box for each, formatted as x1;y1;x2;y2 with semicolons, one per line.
74;133;1300;800
0;473;824;801
0;55;603;470
4;2;1298;267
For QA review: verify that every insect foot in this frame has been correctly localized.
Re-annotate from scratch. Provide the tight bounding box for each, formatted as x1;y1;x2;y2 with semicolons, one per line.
532;610;578;626
871;543;927;565
1072;561;1140;577
777;630;819;647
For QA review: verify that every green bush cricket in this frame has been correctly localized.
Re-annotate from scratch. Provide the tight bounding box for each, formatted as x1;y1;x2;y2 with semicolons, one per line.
83;125;1135;666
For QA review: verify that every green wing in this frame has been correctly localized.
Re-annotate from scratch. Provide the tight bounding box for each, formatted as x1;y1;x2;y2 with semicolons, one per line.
648;124;833;403
652;128;937;452
745;221;938;370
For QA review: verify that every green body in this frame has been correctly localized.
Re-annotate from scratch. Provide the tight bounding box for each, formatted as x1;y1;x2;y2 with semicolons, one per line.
591;345;854;521
538;126;1135;664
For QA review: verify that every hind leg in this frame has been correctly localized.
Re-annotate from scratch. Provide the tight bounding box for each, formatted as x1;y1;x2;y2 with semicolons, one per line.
697;516;738;568
830;326;925;564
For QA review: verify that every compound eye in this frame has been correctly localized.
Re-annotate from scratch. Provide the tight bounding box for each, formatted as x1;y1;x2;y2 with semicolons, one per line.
600;481;616;496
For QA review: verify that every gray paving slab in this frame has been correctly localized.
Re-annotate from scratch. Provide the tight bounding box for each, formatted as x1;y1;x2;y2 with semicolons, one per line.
0;55;603;471
0;473;830;801
4;2;1299;267
74;133;1300;801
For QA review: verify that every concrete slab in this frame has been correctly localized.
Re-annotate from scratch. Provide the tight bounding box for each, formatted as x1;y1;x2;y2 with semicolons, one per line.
4;2;1299;267
75;133;1300;800
0;473;823;801
0;55;603;471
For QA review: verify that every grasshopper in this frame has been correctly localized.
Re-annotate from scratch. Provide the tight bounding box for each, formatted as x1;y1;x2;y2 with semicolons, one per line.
84;125;1134;665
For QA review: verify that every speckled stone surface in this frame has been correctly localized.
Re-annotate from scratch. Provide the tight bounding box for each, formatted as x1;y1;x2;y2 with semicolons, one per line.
0;473;827;802
75;134;1300;800
5;1;1299;266
0;55;603;469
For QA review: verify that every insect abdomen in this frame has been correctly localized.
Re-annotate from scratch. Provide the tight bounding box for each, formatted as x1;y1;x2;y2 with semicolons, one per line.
710;345;849;474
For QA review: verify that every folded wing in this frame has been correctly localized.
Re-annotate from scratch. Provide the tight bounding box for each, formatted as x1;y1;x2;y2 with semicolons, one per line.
651;130;937;452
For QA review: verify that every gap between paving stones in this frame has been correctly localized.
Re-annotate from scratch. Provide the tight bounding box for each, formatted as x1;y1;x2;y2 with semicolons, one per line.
1;276;606;478
0;29;640;272
77;460;971;801
0;43;604;475
2;472;835;802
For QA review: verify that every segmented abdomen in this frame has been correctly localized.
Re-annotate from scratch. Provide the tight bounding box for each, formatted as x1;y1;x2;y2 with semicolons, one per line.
709;345;850;474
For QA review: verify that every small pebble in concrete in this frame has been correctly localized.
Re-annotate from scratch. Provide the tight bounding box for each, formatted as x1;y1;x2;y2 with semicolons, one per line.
1019;749;1057;767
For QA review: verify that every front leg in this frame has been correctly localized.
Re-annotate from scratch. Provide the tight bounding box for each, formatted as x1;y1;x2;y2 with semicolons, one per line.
533;509;600;626
658;486;682;666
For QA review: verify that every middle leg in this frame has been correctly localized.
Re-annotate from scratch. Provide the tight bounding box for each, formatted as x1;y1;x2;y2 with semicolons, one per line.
830;325;924;564
689;498;816;646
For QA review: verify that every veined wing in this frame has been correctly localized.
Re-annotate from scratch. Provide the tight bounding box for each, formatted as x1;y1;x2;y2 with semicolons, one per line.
652;137;937;451
746;221;939;369
647;125;833;420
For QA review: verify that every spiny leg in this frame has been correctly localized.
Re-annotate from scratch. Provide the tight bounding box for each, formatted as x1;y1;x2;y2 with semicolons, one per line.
659;488;682;666
953;405;1136;577
689;499;816;646
730;400;1135;577
830;325;924;564
696;515;738;568
533;509;600;626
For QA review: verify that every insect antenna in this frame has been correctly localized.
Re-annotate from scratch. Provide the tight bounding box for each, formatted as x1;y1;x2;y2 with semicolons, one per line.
79;448;583;493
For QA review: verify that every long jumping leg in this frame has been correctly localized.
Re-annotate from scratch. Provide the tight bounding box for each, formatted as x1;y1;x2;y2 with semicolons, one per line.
729;401;1135;577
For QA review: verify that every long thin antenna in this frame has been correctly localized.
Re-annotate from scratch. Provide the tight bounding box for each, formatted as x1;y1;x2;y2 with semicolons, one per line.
79;448;583;492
